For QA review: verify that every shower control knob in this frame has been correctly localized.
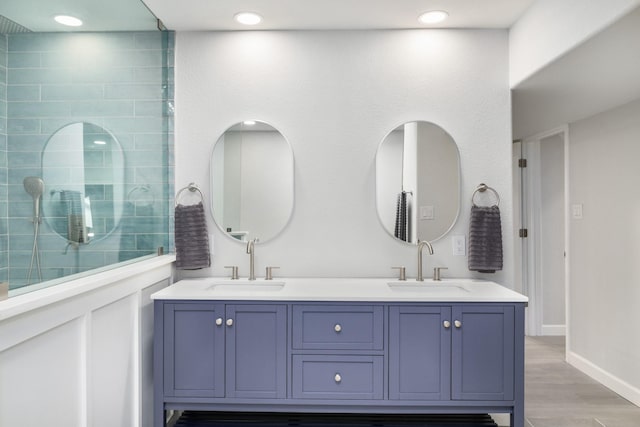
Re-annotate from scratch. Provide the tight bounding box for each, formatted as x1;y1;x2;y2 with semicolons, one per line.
215;318;223;326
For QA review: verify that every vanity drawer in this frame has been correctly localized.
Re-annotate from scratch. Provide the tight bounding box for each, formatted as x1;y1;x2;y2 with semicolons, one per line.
292;355;383;400
292;305;383;350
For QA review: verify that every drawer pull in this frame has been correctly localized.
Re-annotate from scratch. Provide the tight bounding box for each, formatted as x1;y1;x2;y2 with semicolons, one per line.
226;318;234;327
443;320;451;329
215;317;223;326
334;324;342;333
334;373;342;383
454;320;462;328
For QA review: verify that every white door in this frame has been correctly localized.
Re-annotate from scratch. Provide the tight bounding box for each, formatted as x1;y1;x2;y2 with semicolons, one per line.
515;128;568;336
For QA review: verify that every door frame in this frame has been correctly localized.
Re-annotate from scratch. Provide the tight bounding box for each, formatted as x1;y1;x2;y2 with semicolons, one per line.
515;125;569;337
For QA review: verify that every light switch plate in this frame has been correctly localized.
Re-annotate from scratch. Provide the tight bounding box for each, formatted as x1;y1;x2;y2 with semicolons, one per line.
420;205;434;220
452;235;466;256
572;204;583;219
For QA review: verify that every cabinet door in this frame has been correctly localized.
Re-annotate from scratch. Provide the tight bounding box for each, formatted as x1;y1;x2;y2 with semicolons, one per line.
389;306;451;400
225;304;287;399
163;303;225;398
451;305;514;401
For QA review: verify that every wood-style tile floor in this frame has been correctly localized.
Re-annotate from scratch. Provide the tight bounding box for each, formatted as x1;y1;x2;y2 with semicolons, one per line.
518;336;640;427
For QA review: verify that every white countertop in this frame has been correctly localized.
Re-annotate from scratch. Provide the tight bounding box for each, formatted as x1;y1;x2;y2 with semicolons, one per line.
151;277;528;303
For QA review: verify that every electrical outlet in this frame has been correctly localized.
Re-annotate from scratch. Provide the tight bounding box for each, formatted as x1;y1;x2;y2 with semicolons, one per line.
452;235;466;256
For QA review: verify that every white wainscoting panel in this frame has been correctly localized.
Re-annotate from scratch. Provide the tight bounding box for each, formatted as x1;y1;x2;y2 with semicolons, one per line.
0;318;84;426
0;255;174;427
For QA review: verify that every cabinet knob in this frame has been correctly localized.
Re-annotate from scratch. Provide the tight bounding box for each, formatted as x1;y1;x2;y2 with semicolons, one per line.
226;318;234;327
443;320;451;329
454;320;462;328
334;373;342;383
334;324;342;333
216;317;223;326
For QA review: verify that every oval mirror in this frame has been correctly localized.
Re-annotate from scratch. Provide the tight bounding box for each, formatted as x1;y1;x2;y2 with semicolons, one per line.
210;121;294;243
42;122;125;244
375;121;460;244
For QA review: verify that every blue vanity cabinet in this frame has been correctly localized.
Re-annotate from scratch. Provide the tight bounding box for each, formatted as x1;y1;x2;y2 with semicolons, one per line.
291;304;385;400
389;305;516;402
389;306;452;400
451;305;515;401
225;304;287;399
154;298;525;427
162;302;225;398
159;302;286;400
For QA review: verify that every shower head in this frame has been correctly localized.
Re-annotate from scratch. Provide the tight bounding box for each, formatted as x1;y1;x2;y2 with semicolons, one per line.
23;176;45;219
24;176;44;198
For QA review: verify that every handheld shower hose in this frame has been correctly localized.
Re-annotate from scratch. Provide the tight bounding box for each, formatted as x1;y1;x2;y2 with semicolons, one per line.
23;177;44;284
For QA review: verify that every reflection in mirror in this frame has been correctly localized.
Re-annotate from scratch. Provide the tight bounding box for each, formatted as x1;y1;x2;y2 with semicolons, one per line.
211;121;294;243
376;121;460;244
42;122;125;244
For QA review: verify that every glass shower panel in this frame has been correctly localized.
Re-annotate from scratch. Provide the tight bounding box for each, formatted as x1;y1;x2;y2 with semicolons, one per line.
1;30;174;293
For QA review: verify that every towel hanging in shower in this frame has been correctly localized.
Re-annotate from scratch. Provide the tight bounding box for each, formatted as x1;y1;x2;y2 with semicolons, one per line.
60;190;87;244
175;183;211;270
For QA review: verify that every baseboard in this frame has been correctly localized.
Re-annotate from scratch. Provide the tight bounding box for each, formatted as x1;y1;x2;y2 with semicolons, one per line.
567;350;640;407
541;324;566;336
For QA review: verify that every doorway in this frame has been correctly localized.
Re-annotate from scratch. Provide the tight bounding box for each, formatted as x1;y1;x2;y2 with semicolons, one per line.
514;127;568;336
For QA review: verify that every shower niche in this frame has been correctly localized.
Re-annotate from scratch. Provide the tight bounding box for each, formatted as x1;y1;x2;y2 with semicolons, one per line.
41;122;125;245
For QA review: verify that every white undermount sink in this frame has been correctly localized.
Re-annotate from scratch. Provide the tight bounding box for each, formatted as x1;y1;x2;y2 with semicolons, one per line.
387;281;470;295
207;280;286;292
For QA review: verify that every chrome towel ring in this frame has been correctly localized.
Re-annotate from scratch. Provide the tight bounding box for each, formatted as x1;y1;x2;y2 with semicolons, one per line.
471;183;500;207
175;182;205;206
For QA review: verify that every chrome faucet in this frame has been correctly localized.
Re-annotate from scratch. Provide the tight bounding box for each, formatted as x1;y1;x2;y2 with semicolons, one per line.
417;240;434;281
246;238;259;280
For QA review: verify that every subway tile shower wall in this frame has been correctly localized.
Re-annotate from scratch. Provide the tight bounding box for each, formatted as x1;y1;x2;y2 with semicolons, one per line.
1;33;7;283
3;31;174;289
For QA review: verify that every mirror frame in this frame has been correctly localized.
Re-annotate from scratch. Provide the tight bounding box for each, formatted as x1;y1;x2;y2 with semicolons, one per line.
209;120;295;244
375;120;461;244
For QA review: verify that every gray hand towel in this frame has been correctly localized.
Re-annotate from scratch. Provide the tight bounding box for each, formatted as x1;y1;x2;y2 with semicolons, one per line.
175;202;211;270
468;205;503;273
394;191;409;242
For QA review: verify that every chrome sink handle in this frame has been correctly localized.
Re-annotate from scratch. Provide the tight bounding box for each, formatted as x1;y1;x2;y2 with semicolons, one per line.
392;266;406;281
224;265;239;280
265;266;279;280
433;267;448;281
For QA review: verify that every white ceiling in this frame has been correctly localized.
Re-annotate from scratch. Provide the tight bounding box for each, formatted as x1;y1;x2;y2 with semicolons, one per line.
142;0;535;31
1;0;536;32
512;6;640;139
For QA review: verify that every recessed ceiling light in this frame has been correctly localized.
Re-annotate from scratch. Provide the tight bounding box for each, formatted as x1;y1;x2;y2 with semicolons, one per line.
418;10;449;25
234;12;262;26
54;15;83;27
